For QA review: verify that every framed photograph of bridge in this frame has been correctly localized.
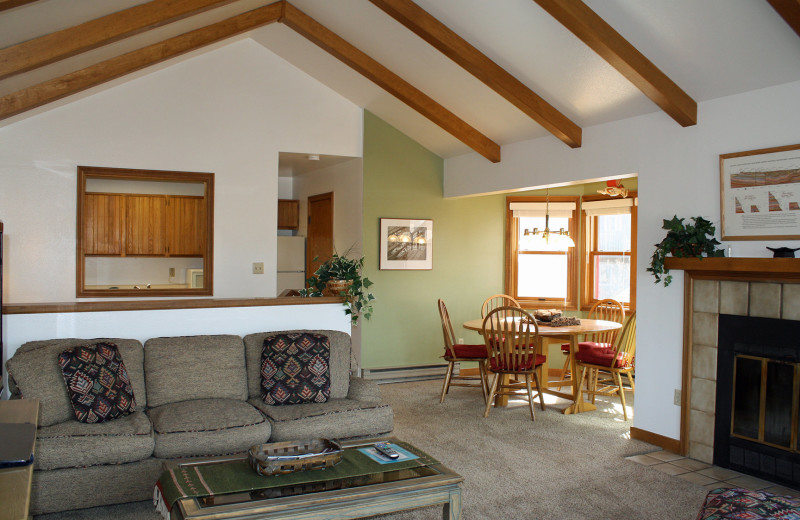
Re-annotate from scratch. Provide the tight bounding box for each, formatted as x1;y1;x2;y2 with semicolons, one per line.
379;218;433;270
720;143;800;240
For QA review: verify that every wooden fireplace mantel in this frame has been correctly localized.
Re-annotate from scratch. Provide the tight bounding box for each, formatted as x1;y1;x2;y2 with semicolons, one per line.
664;257;800;282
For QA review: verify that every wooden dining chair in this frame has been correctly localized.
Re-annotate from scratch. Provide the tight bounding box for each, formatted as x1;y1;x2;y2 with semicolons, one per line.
482;306;546;421
437;299;489;404
559;299;625;384
480;294;521;318
574;311;637;420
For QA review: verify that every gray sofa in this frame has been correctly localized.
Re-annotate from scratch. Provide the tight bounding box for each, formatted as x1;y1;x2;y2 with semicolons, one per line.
5;330;393;515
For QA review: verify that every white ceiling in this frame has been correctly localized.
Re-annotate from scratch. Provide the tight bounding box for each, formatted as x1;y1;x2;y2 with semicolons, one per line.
3;0;800;160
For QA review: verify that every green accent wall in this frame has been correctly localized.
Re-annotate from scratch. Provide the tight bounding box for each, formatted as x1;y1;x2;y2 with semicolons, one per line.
360;111;638;369
361;112;505;368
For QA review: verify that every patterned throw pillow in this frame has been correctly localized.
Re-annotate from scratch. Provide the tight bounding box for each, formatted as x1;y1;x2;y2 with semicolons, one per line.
261;333;331;406
58;342;136;423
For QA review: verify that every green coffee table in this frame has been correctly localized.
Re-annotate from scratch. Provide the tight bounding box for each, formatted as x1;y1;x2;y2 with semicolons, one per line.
159;438;463;520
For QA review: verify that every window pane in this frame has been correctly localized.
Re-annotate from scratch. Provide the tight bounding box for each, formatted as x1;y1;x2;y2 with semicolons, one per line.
597;214;631;252
518;254;567;298
594;255;630;302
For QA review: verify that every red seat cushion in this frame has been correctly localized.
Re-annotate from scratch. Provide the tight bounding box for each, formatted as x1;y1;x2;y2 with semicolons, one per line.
489;354;546;372
562;341;611;353
575;343;625;368
450;344;488;359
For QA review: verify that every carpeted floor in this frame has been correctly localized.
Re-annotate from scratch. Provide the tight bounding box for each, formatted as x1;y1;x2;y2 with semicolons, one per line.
36;379;709;519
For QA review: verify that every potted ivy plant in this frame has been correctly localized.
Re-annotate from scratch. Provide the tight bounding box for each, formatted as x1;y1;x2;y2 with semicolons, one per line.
299;250;375;325
648;215;725;287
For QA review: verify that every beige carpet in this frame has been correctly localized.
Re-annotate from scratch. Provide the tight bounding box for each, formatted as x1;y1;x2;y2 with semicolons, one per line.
36;380;708;519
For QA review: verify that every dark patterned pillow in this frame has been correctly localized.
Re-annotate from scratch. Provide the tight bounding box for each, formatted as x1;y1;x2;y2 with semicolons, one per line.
261;333;331;406
58;342;136;423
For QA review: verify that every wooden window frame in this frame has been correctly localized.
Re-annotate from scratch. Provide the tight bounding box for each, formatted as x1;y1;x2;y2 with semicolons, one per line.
505;195;579;310
76;165;214;298
580;192;637;312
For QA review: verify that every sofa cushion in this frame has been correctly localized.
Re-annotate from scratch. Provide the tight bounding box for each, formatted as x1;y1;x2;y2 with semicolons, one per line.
35;411;154;470
6;338;146;427
30;458;164;516
144;335;248;408
248;397;394;442
148;398;270;459
58;342;136;423
244;330;351;401
261;333;331;405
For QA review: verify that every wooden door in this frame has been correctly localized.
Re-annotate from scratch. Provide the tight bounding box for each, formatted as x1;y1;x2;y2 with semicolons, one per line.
306;192;334;278
167;196;206;256
82;193;124;255
125;195;166;255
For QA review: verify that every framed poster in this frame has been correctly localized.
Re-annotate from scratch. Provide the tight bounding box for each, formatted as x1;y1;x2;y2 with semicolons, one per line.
379;218;433;270
720;143;800;240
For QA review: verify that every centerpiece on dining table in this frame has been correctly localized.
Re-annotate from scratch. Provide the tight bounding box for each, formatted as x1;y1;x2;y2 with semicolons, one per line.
532;309;580;327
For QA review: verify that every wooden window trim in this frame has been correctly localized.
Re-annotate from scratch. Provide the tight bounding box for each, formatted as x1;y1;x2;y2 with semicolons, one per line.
505;195;579;310
76;166;214;298
579;192;637;312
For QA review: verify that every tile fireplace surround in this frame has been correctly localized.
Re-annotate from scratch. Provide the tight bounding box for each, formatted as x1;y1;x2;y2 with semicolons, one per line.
666;257;800;464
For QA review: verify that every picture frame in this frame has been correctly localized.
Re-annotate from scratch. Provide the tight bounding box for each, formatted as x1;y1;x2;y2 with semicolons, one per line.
379;218;433;270
720;143;800;240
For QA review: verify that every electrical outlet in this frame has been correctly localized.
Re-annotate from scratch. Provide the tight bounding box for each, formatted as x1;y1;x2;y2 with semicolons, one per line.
252;262;264;274
674;389;681;406
168;267;175;277
457;338;464;344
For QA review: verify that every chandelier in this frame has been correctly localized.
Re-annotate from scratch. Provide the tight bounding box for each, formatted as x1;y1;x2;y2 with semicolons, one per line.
520;188;575;251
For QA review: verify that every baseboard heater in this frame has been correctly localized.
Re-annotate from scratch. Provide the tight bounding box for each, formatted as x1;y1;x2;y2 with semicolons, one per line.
362;363;455;383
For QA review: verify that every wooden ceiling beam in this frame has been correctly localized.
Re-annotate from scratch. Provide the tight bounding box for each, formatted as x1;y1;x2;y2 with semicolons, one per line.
0;0;242;81
280;2;500;162
767;0;800;39
369;0;581;148
532;0;697;127
0;2;283;122
0;0;38;12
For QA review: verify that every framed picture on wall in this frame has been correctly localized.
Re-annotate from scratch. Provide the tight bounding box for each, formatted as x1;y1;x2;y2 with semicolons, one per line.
720;143;800;240
379;218;433;270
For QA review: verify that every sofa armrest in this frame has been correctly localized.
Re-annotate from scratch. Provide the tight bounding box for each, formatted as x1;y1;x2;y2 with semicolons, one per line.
346;376;381;403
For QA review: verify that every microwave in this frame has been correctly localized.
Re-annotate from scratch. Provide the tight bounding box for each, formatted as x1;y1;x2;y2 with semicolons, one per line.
186;269;204;288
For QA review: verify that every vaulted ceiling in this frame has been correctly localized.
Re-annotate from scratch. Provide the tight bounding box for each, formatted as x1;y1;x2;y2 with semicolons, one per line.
1;0;799;162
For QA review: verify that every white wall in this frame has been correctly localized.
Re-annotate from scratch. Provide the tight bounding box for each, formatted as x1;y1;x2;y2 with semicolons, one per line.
293;157;364;257
292;157;364;362
0;38;362;303
444;80;800;440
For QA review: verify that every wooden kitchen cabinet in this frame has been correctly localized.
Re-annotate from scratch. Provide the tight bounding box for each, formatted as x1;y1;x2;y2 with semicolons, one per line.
82;194;205;257
125;195;166;255
278;199;300;230
167;196;206;256
82;193;124;255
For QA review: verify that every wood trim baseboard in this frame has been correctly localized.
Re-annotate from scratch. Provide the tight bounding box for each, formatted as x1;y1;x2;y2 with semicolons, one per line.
630;426;681;454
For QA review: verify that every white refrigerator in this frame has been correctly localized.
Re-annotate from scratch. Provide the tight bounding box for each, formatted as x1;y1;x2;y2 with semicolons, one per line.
277;236;306;295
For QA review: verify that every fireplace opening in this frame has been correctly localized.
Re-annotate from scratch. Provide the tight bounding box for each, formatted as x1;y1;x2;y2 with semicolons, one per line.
715;314;800;488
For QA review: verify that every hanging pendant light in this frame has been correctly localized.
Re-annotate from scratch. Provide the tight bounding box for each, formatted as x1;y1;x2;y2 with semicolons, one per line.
519;188;575;252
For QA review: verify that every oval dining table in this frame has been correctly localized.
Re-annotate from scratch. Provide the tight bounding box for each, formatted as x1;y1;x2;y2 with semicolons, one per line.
462;317;622;414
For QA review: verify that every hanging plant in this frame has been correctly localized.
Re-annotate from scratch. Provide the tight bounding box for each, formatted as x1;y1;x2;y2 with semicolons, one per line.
648;215;724;287
299;250;375;326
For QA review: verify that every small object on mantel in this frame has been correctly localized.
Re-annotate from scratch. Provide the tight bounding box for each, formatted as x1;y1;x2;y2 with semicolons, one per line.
766;247;800;258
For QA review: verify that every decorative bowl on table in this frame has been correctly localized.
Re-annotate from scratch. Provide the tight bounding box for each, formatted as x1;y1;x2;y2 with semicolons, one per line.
532;309;562;322
248;438;343;476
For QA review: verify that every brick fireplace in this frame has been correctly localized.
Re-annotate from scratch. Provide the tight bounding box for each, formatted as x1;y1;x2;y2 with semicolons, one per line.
668;258;800;476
